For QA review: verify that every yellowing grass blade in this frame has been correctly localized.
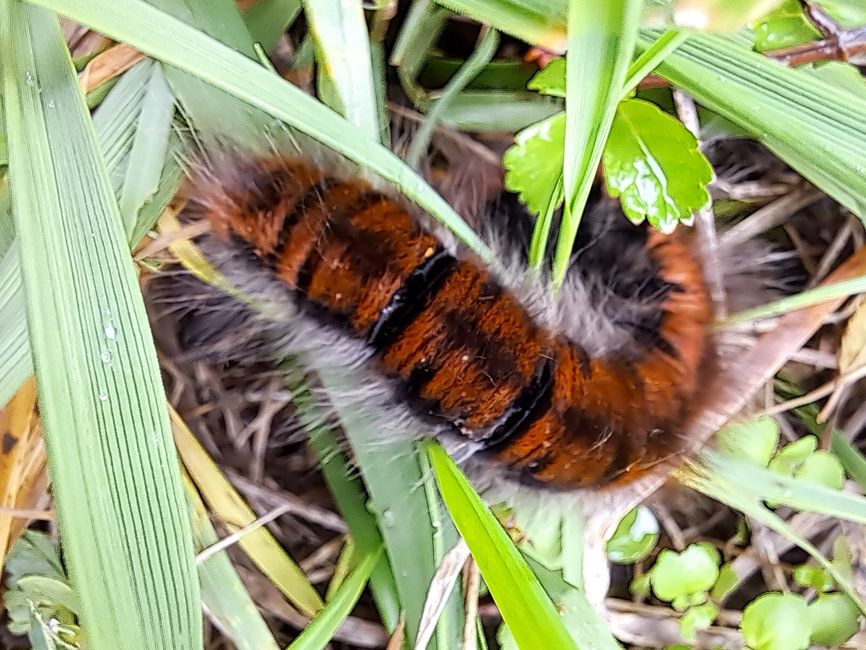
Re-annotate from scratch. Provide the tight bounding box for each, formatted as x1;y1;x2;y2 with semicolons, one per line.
1;3;200;647
170;405;324;617
185;473;281;650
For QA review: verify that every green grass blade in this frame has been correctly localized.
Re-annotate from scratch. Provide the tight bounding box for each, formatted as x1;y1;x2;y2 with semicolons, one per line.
405;27;499;167
0;248;29;409
32;0;495;264
243;0;302;53
431;0;567;52
304;0;381;142
638;29;866;220
287;545;382;650
187;476;281;650
117;63;174;236
282;362;401;632
1;3;199;647
317;368;463;647
552;0;642;289
426;441;578;650
725;275;866;324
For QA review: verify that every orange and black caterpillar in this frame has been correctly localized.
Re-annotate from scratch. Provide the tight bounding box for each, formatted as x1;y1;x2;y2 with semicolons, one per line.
182;155;714;491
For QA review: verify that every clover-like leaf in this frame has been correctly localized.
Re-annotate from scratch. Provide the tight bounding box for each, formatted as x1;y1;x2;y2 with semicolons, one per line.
602;99;713;233
794;450;845;490
503;112;565;217
807;593;861;647
717;416;780;467
768;435;817;476
752;0;820;51
606;506;659;564
650;543;720;605
741;593;810;650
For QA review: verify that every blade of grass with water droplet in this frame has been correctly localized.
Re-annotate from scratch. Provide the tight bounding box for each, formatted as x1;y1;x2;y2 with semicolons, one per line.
1;3;200;647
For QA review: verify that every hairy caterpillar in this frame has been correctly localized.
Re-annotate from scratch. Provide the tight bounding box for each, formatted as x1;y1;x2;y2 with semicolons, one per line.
173;153;714;491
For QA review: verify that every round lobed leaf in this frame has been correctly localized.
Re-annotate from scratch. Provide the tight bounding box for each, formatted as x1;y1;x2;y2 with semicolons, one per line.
740;592;810;650
650;543;720;605
717;416;780;467
807;592;861;647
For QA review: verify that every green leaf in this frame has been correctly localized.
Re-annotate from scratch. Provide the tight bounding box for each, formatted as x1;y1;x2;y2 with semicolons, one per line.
503;112;565;216
650;543;720;605
426;442;578;650
678;601;717;644
605;506;659;564
768;436;817;476
4;531;65;585
792;564;834;592
305;0;381;141
638;28;866;221
629;573;651;598
282;363;401;633
1;4;200;649
319;371;461;646
807;592;861;647
13;576;80;616
717;416;780;467
752;0;820;51
429;0;568;52
709;562;738;602
741;593;811;650
602;98;713;232
527;58;566;97
794;450;845;490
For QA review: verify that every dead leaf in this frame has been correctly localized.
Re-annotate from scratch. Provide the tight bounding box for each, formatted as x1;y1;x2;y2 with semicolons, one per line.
0;378;50;565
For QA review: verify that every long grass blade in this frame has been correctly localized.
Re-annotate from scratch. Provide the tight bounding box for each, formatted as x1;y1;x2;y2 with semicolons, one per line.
304;0;380;142
287;545;382;650
317;368;463;647
1;3;200;647
186;474;281;650
30;0;496;265
552;0;642;288
426;441;578;650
